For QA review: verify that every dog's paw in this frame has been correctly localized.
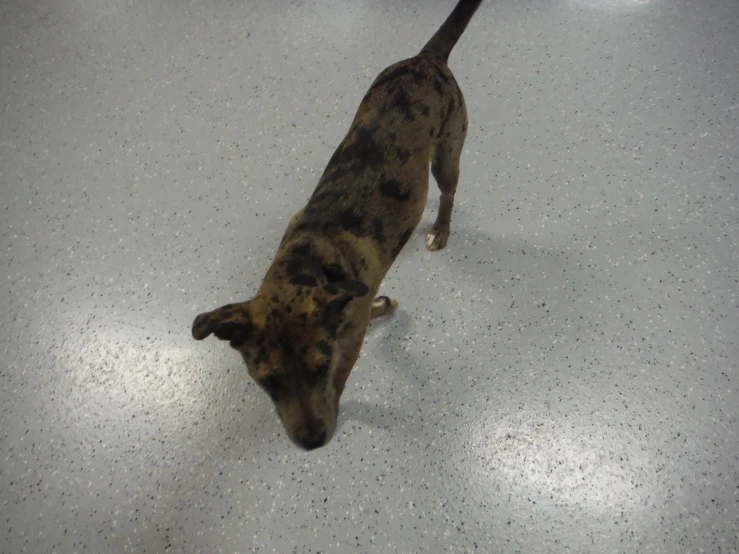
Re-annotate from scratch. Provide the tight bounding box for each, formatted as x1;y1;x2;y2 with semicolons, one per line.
374;296;398;311
425;228;449;251
385;297;399;313
371;296;398;318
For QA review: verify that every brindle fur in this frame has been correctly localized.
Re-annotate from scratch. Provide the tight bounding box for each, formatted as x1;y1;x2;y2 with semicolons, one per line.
192;0;483;450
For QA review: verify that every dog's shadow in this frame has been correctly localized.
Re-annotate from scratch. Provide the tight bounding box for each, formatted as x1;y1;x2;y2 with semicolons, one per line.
340;223;597;437
338;399;415;433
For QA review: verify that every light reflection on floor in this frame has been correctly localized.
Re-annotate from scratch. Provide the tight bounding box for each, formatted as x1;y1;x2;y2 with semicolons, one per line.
460;412;655;514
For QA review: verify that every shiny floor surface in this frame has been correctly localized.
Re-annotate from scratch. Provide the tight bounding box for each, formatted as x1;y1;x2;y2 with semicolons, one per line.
2;0;738;552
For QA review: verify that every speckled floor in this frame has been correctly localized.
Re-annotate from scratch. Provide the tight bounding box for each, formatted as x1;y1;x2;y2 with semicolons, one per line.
1;0;738;552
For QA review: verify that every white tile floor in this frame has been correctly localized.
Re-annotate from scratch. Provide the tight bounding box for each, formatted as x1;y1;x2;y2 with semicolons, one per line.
1;0;738;552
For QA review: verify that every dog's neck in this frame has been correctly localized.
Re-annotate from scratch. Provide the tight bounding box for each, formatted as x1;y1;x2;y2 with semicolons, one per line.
275;234;361;286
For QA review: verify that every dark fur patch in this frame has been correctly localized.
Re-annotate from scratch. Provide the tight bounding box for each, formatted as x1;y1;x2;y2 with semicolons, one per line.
380;178;411;201
319;164;350;186
313;188;342;203
394;89;416;122
392;229;413;257
286;257;319;278
436;98;458;139
291;222;311;236
290;274;319;287
285;258;304;278
286;256;324;287
372;218;386;243
337;209;364;231
420;104;431;116
325;280;369;298
433;78;444;95
348;126;384;167
316;340;332;357
212;322;243;341
322;126;384;183
395;147;411;164
253;347;268;366
291;243;312;258
323;263;348;283
371;66;409;90
371;64;427;91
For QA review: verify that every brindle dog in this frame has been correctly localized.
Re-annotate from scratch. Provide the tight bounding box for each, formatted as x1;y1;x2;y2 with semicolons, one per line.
192;0;483;450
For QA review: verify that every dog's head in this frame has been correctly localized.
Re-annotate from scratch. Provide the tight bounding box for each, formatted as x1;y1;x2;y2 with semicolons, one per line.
192;276;368;450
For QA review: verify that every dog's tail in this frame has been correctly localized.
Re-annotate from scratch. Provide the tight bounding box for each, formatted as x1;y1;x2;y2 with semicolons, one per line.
420;0;483;62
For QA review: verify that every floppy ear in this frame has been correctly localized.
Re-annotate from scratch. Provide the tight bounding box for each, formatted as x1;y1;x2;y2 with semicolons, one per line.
191;302;254;347
323;280;369;334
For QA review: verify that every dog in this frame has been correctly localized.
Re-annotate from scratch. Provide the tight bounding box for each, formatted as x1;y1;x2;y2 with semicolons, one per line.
192;0;483;450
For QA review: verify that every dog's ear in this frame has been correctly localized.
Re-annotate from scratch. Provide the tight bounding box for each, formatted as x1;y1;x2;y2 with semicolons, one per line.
323;280;369;334
192;302;254;347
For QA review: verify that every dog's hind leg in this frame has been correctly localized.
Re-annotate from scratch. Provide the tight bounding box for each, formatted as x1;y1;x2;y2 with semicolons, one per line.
426;93;468;252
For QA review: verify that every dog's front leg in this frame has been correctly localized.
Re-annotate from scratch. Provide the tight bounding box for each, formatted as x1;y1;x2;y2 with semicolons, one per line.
333;296;397;399
332;334;365;400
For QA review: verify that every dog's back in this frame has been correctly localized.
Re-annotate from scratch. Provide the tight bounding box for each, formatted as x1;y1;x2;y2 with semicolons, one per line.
280;0;483;286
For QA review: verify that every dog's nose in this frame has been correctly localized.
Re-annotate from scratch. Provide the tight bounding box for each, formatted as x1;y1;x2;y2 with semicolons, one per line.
299;429;327;450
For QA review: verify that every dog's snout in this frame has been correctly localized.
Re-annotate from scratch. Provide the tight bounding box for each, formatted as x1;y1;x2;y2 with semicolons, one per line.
298;428;327;451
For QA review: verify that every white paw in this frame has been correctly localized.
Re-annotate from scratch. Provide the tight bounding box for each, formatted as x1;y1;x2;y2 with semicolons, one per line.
372;296;398;316
426;230;448;251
